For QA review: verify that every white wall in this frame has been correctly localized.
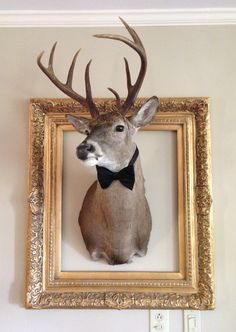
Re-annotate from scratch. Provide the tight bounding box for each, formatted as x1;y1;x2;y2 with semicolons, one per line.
0;25;236;331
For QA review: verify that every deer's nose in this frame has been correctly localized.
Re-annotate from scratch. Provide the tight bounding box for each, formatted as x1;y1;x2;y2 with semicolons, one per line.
76;142;95;160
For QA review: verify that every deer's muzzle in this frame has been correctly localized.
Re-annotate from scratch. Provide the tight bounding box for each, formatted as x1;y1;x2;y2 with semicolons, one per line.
76;142;95;160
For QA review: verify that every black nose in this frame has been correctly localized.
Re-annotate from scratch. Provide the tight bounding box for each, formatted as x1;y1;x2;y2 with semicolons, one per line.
81;142;95;152
76;142;95;160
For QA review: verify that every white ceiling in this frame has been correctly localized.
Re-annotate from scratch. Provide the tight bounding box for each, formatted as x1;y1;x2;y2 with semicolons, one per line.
0;0;236;10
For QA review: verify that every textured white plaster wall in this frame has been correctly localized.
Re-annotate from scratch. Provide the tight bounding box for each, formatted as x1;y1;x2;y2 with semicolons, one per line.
0;25;236;331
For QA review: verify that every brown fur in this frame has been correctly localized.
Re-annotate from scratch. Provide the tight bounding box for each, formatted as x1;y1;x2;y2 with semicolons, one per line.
79;158;151;264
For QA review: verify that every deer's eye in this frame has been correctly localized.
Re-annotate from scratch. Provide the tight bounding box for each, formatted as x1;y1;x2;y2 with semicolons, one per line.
115;125;124;132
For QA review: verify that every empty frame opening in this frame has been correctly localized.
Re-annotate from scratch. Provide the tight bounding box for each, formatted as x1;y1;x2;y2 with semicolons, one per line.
61;129;178;272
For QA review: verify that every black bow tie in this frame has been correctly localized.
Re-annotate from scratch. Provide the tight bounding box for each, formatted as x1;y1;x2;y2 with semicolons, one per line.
96;147;139;191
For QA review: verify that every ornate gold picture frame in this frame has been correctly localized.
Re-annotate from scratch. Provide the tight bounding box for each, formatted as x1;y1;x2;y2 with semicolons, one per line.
26;97;214;309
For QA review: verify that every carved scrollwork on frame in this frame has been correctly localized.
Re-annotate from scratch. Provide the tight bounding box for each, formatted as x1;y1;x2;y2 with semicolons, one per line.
26;97;214;310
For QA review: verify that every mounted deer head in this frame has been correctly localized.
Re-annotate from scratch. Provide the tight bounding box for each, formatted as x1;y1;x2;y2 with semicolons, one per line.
38;18;160;265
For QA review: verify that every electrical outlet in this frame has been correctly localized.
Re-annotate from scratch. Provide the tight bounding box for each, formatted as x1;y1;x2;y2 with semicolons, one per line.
184;310;201;332
150;310;169;332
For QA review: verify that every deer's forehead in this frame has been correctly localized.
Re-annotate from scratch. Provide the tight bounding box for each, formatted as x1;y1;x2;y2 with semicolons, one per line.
90;112;127;128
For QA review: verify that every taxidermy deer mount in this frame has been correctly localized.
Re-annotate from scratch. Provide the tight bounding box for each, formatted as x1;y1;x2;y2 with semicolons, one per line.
37;17;159;265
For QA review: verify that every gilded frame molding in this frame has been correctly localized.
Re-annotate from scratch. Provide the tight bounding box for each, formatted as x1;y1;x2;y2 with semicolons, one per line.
26;97;214;309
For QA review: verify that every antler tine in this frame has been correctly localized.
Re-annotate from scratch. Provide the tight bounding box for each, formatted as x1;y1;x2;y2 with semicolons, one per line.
94;17;147;114
107;88;121;109
85;60;100;118
37;42;99;118
124;57;132;90
48;42;57;69
66;49;80;87
119;17;144;48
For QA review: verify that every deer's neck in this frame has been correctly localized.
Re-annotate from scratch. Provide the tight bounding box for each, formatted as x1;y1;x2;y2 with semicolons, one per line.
97;143;137;173
97;156;145;196
96;146;140;191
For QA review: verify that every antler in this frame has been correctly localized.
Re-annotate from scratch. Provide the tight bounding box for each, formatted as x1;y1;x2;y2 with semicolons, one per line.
37;42;99;118
94;17;147;115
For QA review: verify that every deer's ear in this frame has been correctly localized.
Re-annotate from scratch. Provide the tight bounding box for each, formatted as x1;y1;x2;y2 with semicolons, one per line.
67;115;91;135
129;97;159;129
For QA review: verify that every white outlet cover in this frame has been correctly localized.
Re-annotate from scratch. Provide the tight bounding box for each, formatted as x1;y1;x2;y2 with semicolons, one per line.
150;310;170;332
184;310;201;332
